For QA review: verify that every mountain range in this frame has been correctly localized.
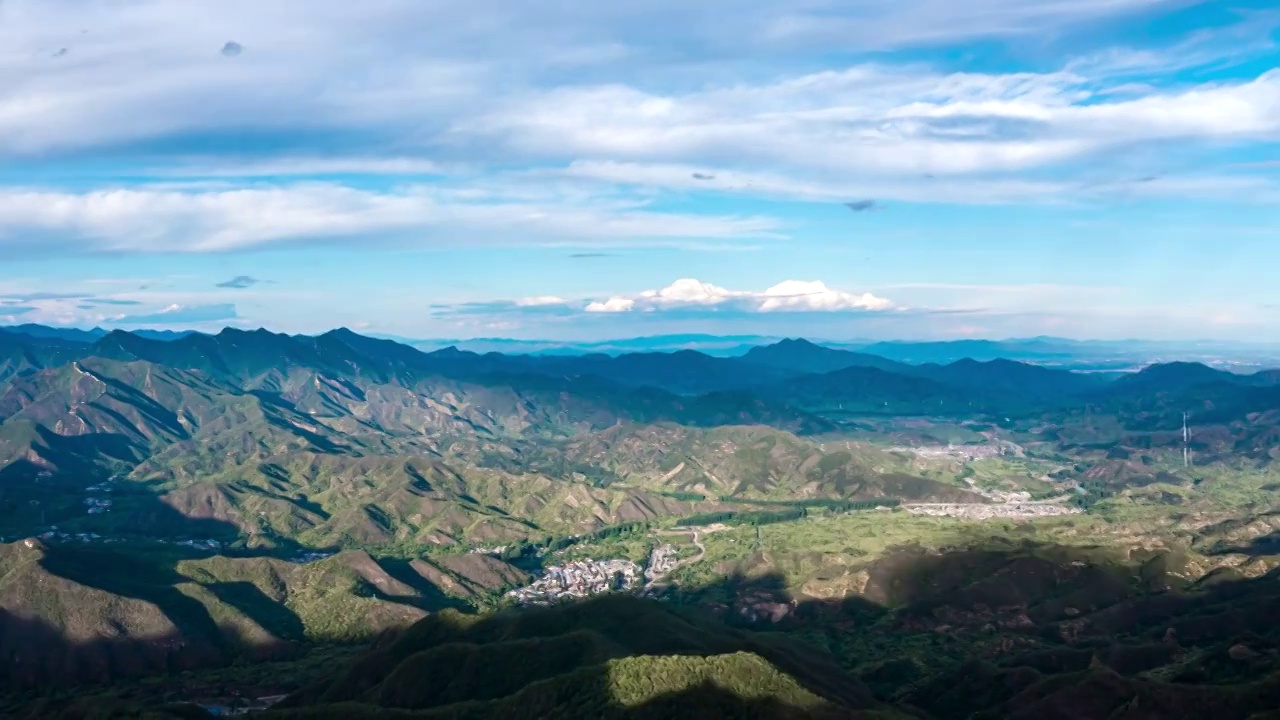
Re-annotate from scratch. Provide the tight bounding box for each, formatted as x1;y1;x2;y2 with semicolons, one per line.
4;322;1280;714
10;324;1280;369
2;324;1277;549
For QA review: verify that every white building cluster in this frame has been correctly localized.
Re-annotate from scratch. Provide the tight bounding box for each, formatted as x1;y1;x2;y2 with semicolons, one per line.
905;502;1079;519
505;558;641;606
643;544;679;583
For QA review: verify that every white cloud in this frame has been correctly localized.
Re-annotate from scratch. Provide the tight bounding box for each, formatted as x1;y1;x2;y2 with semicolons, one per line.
466;66;1280;182
552;159;1280;206
158;157;449;178
0;183;782;253
553;160;1075;205
585;297;637;313
584;278;892;313
514;295;567;307
0;0;1273;187
756;280;892;311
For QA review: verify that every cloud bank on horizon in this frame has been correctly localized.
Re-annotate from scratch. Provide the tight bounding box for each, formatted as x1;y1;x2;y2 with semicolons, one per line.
1;0;1278;341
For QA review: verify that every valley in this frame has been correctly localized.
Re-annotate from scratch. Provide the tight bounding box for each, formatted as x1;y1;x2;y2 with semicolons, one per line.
2;325;1280;719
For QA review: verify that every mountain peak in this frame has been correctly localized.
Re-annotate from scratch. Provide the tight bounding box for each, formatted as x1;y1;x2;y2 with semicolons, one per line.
743;337;908;375
1131;361;1234;383
774;337;821;348
322;327;362;339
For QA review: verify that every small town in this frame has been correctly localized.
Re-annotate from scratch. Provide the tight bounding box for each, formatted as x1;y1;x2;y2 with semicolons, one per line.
504;558;642;606
962;478;1035;503
904;501;1081;519
290;550;336;563
889;443;1009;460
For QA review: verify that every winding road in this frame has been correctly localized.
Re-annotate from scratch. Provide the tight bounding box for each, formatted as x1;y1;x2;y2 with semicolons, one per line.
645;528;709;589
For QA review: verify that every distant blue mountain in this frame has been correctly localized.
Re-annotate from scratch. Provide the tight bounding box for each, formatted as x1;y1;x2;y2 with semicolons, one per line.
0;323;106;344
398;333;784;357
0;324;197;344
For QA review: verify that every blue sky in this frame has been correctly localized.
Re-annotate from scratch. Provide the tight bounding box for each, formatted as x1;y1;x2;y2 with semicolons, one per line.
1;0;1279;341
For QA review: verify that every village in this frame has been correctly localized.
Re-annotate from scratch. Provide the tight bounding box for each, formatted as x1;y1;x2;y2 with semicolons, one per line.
904;501;1080;519
888;442;1012;461
504;558;643;605
504;531;706;606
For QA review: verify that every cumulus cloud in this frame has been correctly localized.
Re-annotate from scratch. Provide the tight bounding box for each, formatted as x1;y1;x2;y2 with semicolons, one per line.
584;278;892;314
585;297;637;313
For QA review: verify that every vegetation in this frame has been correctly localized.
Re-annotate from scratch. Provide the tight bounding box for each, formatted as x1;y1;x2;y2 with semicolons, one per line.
677;499;899;528
5;326;1280;718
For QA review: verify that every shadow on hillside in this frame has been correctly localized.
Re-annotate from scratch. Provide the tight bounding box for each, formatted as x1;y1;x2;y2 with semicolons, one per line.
257;539;1280;720
0;453;244;546
376;558;473;613
1214;529;1280;557
1;548;489;698
264;583;880;719
0;450;334;664
0;606;228;693
204;581;308;643
11;540;1280;719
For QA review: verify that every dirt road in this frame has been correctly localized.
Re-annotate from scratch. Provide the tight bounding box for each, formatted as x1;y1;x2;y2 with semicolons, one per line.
645;528;708;588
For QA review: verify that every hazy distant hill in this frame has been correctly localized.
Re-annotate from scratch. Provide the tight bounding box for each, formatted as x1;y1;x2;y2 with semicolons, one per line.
855;338;1086;364
906;357;1108;403
403;333;784;357
0;330;87;382
0;324;195;344
741;338;912;375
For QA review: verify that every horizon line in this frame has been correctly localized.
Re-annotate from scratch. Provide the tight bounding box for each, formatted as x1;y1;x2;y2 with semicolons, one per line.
4;322;1280;349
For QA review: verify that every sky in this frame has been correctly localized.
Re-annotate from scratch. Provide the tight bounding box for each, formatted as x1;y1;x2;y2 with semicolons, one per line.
1;0;1279;342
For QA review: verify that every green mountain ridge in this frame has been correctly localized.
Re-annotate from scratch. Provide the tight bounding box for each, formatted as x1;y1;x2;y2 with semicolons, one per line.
5;325;1280;719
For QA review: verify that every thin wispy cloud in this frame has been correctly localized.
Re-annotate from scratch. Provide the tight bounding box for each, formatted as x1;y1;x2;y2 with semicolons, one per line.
82;298;144;306
0;292;91;302
0;184;783;254
108;303;238;325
